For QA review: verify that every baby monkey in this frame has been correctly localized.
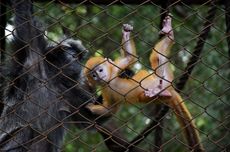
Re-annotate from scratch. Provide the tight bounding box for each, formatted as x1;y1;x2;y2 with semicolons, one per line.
84;17;173;115
84;15;204;151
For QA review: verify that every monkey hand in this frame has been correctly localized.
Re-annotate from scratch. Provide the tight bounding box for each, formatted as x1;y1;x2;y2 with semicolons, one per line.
85;103;112;116
85;103;95;112
122;24;133;41
144;87;171;98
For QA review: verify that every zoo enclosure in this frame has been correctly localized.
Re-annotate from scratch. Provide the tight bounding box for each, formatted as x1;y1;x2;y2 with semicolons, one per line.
0;0;230;151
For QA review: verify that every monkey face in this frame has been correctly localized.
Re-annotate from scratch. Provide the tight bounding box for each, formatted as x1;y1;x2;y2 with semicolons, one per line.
90;64;110;84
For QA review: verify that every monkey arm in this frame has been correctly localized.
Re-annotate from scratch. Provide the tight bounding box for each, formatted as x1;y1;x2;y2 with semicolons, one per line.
121;38;136;61
121;24;136;56
115;24;137;72
10;0;47;69
85;92;120;116
12;0;46;46
121;27;137;64
12;0;32;43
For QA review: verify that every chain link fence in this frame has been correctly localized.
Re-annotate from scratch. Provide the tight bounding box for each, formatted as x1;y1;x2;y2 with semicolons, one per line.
0;0;229;151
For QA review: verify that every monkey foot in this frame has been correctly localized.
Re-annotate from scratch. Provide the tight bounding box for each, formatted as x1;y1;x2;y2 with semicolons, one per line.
145;87;172;98
159;15;174;40
123;24;133;32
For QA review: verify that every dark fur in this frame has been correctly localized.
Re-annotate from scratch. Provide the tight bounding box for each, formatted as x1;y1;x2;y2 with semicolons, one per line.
0;0;106;151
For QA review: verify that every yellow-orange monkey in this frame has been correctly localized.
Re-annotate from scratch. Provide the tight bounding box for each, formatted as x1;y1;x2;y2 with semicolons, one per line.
84;16;204;151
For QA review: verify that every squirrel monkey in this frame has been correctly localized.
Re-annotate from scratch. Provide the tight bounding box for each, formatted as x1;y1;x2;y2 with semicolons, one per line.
84;16;204;151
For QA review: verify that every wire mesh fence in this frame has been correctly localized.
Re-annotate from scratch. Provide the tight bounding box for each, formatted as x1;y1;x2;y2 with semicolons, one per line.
0;0;229;151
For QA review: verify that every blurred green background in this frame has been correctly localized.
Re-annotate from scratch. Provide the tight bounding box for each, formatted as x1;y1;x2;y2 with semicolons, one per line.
4;2;230;152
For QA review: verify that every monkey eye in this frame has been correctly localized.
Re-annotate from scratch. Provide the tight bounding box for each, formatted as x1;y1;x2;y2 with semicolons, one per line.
99;69;103;72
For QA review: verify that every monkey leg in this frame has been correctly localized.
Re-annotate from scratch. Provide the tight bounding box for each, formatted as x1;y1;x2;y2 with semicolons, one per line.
147;15;174;98
120;23;137;67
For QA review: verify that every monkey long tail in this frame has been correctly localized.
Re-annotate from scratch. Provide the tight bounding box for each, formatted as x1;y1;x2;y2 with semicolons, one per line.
168;90;204;152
